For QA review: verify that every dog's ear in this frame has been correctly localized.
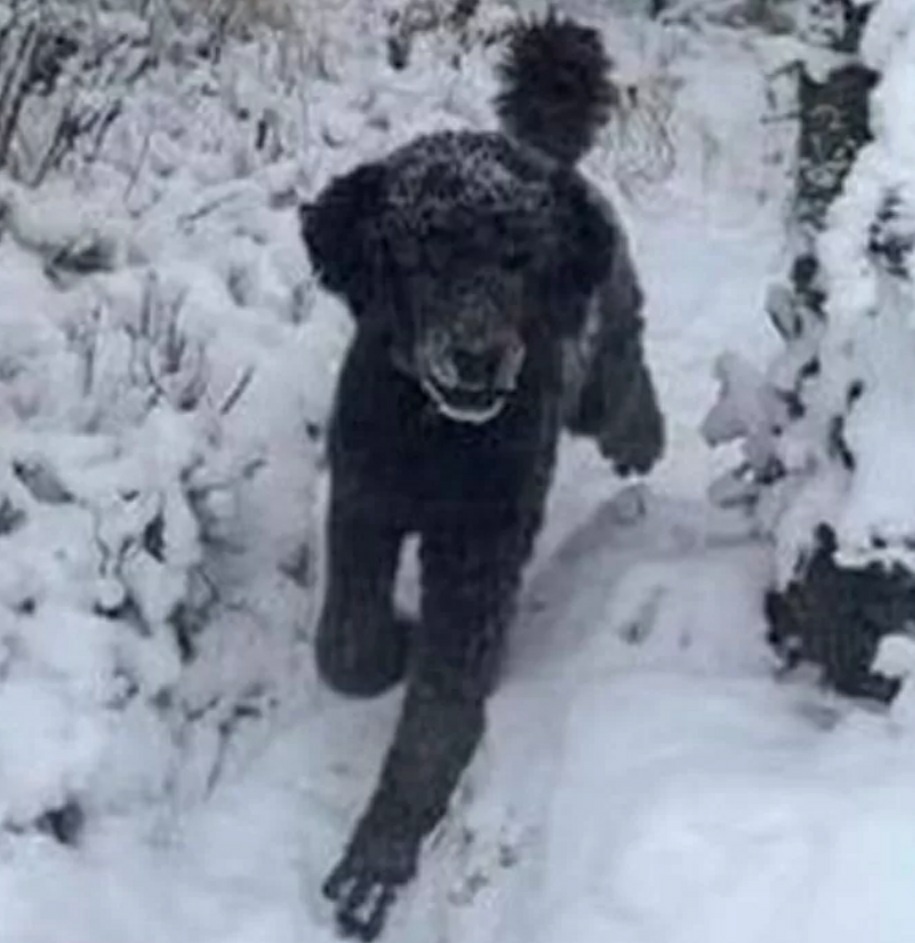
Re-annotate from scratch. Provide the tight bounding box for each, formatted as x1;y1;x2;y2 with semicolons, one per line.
300;162;389;316
545;172;620;332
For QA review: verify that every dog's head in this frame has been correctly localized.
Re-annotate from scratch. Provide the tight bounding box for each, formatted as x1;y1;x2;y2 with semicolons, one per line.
302;133;615;424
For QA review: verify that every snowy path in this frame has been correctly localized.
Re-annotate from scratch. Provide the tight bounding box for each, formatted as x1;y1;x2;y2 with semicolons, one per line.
11;471;915;943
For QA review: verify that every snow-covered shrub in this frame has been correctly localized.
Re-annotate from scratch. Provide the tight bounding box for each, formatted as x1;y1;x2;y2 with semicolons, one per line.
0;201;340;827
0;2;156;184
0;0;361;835
703;0;915;700
576;1;799;213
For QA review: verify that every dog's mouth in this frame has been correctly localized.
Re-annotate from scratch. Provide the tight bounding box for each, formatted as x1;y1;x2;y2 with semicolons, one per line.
421;375;507;424
419;343;525;425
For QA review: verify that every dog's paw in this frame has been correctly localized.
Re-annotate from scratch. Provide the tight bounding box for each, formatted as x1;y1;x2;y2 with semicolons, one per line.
324;823;419;940
601;389;665;478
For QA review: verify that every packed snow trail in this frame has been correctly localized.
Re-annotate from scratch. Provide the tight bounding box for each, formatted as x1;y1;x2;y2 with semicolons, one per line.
7;469;915;943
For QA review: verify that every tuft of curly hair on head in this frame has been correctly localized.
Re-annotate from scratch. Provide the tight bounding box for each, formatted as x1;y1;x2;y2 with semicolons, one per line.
494;11;617;166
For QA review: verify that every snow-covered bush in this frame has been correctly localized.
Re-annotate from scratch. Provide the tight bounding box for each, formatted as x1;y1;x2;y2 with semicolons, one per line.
0;0;358;835
704;0;915;700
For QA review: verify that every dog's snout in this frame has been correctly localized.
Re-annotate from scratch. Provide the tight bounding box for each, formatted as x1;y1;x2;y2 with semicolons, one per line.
451;345;505;389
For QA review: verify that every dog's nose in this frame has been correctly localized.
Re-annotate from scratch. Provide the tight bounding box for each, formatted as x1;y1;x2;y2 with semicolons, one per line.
451;346;504;389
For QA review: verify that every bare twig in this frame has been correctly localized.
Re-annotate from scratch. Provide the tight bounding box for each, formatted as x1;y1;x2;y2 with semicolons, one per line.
218;365;254;415
0;20;38;170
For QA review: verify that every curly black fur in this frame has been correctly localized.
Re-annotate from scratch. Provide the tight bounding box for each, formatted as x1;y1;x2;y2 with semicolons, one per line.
301;15;664;941
494;11;617;164
302;131;615;323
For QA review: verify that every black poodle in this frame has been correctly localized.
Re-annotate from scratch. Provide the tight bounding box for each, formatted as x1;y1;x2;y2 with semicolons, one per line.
301;15;665;939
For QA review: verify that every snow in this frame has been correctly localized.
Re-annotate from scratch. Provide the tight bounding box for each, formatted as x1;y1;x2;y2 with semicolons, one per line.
1;2;915;942
702;0;915;582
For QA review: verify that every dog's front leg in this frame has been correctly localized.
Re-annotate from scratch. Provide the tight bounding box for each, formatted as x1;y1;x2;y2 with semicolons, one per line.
324;517;529;940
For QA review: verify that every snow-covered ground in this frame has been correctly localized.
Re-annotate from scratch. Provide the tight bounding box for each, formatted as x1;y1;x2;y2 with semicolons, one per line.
2;4;915;942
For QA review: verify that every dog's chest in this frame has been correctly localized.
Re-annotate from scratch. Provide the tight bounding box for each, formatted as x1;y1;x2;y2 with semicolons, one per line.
332;335;561;517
